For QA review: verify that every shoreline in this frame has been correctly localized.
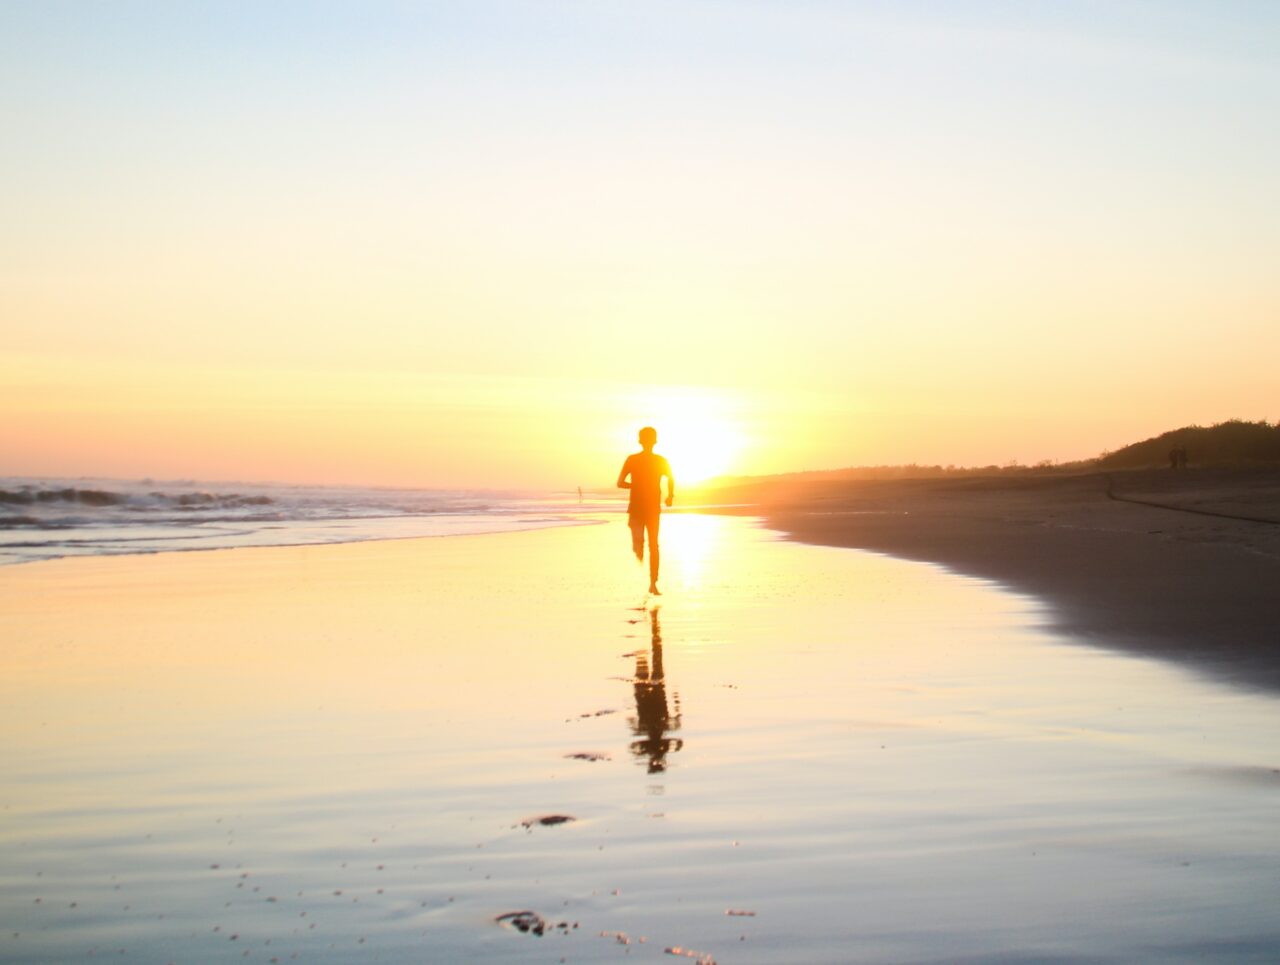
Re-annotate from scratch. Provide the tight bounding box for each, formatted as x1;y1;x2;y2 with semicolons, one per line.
0;513;600;569
8;466;1280;697
698;467;1280;695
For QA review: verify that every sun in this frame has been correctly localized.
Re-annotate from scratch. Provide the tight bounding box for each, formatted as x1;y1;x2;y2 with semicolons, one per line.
660;415;740;485
623;388;744;486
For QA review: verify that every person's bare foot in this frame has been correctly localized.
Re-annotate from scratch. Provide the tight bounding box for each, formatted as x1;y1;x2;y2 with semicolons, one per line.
648;583;660;595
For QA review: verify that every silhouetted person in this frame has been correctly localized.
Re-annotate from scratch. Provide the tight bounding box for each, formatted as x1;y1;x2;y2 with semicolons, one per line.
1177;444;1189;469
629;607;682;773
1169;445;1179;470
617;426;674;594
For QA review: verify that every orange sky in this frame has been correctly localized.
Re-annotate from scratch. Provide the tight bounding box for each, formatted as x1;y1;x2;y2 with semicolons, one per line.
3;3;1277;488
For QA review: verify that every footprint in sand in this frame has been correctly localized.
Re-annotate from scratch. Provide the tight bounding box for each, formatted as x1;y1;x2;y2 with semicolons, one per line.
515;815;576;830
564;708;619;722
495;911;543;935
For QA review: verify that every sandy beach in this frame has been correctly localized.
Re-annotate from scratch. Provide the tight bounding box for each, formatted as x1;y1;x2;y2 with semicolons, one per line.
700;468;1280;695
4;513;1280;962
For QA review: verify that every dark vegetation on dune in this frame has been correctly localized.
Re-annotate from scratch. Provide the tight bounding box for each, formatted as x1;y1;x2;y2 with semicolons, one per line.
1098;420;1280;469
689;420;1280;495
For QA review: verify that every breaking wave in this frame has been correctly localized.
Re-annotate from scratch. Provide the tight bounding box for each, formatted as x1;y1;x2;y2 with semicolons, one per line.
0;486;275;511
0;478;605;566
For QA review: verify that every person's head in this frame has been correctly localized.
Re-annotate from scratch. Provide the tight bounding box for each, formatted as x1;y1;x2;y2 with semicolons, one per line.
638;426;658;451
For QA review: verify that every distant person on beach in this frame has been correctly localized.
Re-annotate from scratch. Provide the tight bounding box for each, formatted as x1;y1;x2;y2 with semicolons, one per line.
1177;444;1189;469
617;426;675;594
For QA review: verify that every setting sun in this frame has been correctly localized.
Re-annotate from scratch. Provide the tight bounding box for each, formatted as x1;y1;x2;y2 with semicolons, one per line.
621;388;744;485
656;416;741;486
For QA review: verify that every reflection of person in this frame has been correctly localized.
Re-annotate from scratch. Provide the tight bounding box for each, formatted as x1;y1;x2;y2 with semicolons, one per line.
629;607;682;773
616;427;675;595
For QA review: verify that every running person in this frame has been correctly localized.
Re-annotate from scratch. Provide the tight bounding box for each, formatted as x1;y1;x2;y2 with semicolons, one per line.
617;427;675;594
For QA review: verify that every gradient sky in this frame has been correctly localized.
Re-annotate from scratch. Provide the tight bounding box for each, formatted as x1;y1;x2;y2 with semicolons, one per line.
3;1;1277;488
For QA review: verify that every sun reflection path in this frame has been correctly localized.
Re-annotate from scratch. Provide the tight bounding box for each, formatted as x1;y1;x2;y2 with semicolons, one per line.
658;513;723;590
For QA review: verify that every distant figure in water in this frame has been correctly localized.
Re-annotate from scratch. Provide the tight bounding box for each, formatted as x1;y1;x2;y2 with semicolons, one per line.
617;426;675;595
577;486;583;505
1169;442;1189;470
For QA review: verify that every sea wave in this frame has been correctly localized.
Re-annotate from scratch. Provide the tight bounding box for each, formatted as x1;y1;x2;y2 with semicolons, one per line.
0;477;610;565
0;485;274;511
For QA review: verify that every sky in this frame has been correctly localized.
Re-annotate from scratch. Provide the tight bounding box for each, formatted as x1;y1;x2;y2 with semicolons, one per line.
2;0;1277;488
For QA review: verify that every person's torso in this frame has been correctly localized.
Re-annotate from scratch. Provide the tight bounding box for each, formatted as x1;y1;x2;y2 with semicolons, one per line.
627;452;669;512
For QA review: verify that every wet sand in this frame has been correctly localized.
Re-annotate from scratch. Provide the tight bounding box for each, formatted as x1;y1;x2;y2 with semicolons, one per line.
4;515;1280;962
699;468;1280;694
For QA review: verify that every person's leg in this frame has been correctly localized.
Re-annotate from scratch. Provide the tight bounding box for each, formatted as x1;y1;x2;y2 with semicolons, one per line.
629;516;645;561
646;516;660;590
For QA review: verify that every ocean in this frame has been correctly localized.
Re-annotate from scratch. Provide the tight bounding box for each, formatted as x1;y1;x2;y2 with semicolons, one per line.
0;477;602;566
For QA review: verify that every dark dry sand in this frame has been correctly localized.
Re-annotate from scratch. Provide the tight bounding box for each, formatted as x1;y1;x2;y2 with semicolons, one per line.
699;467;1280;694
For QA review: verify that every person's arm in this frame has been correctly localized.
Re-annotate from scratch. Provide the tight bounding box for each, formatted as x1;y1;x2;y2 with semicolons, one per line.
665;461;675;507
617;456;633;490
